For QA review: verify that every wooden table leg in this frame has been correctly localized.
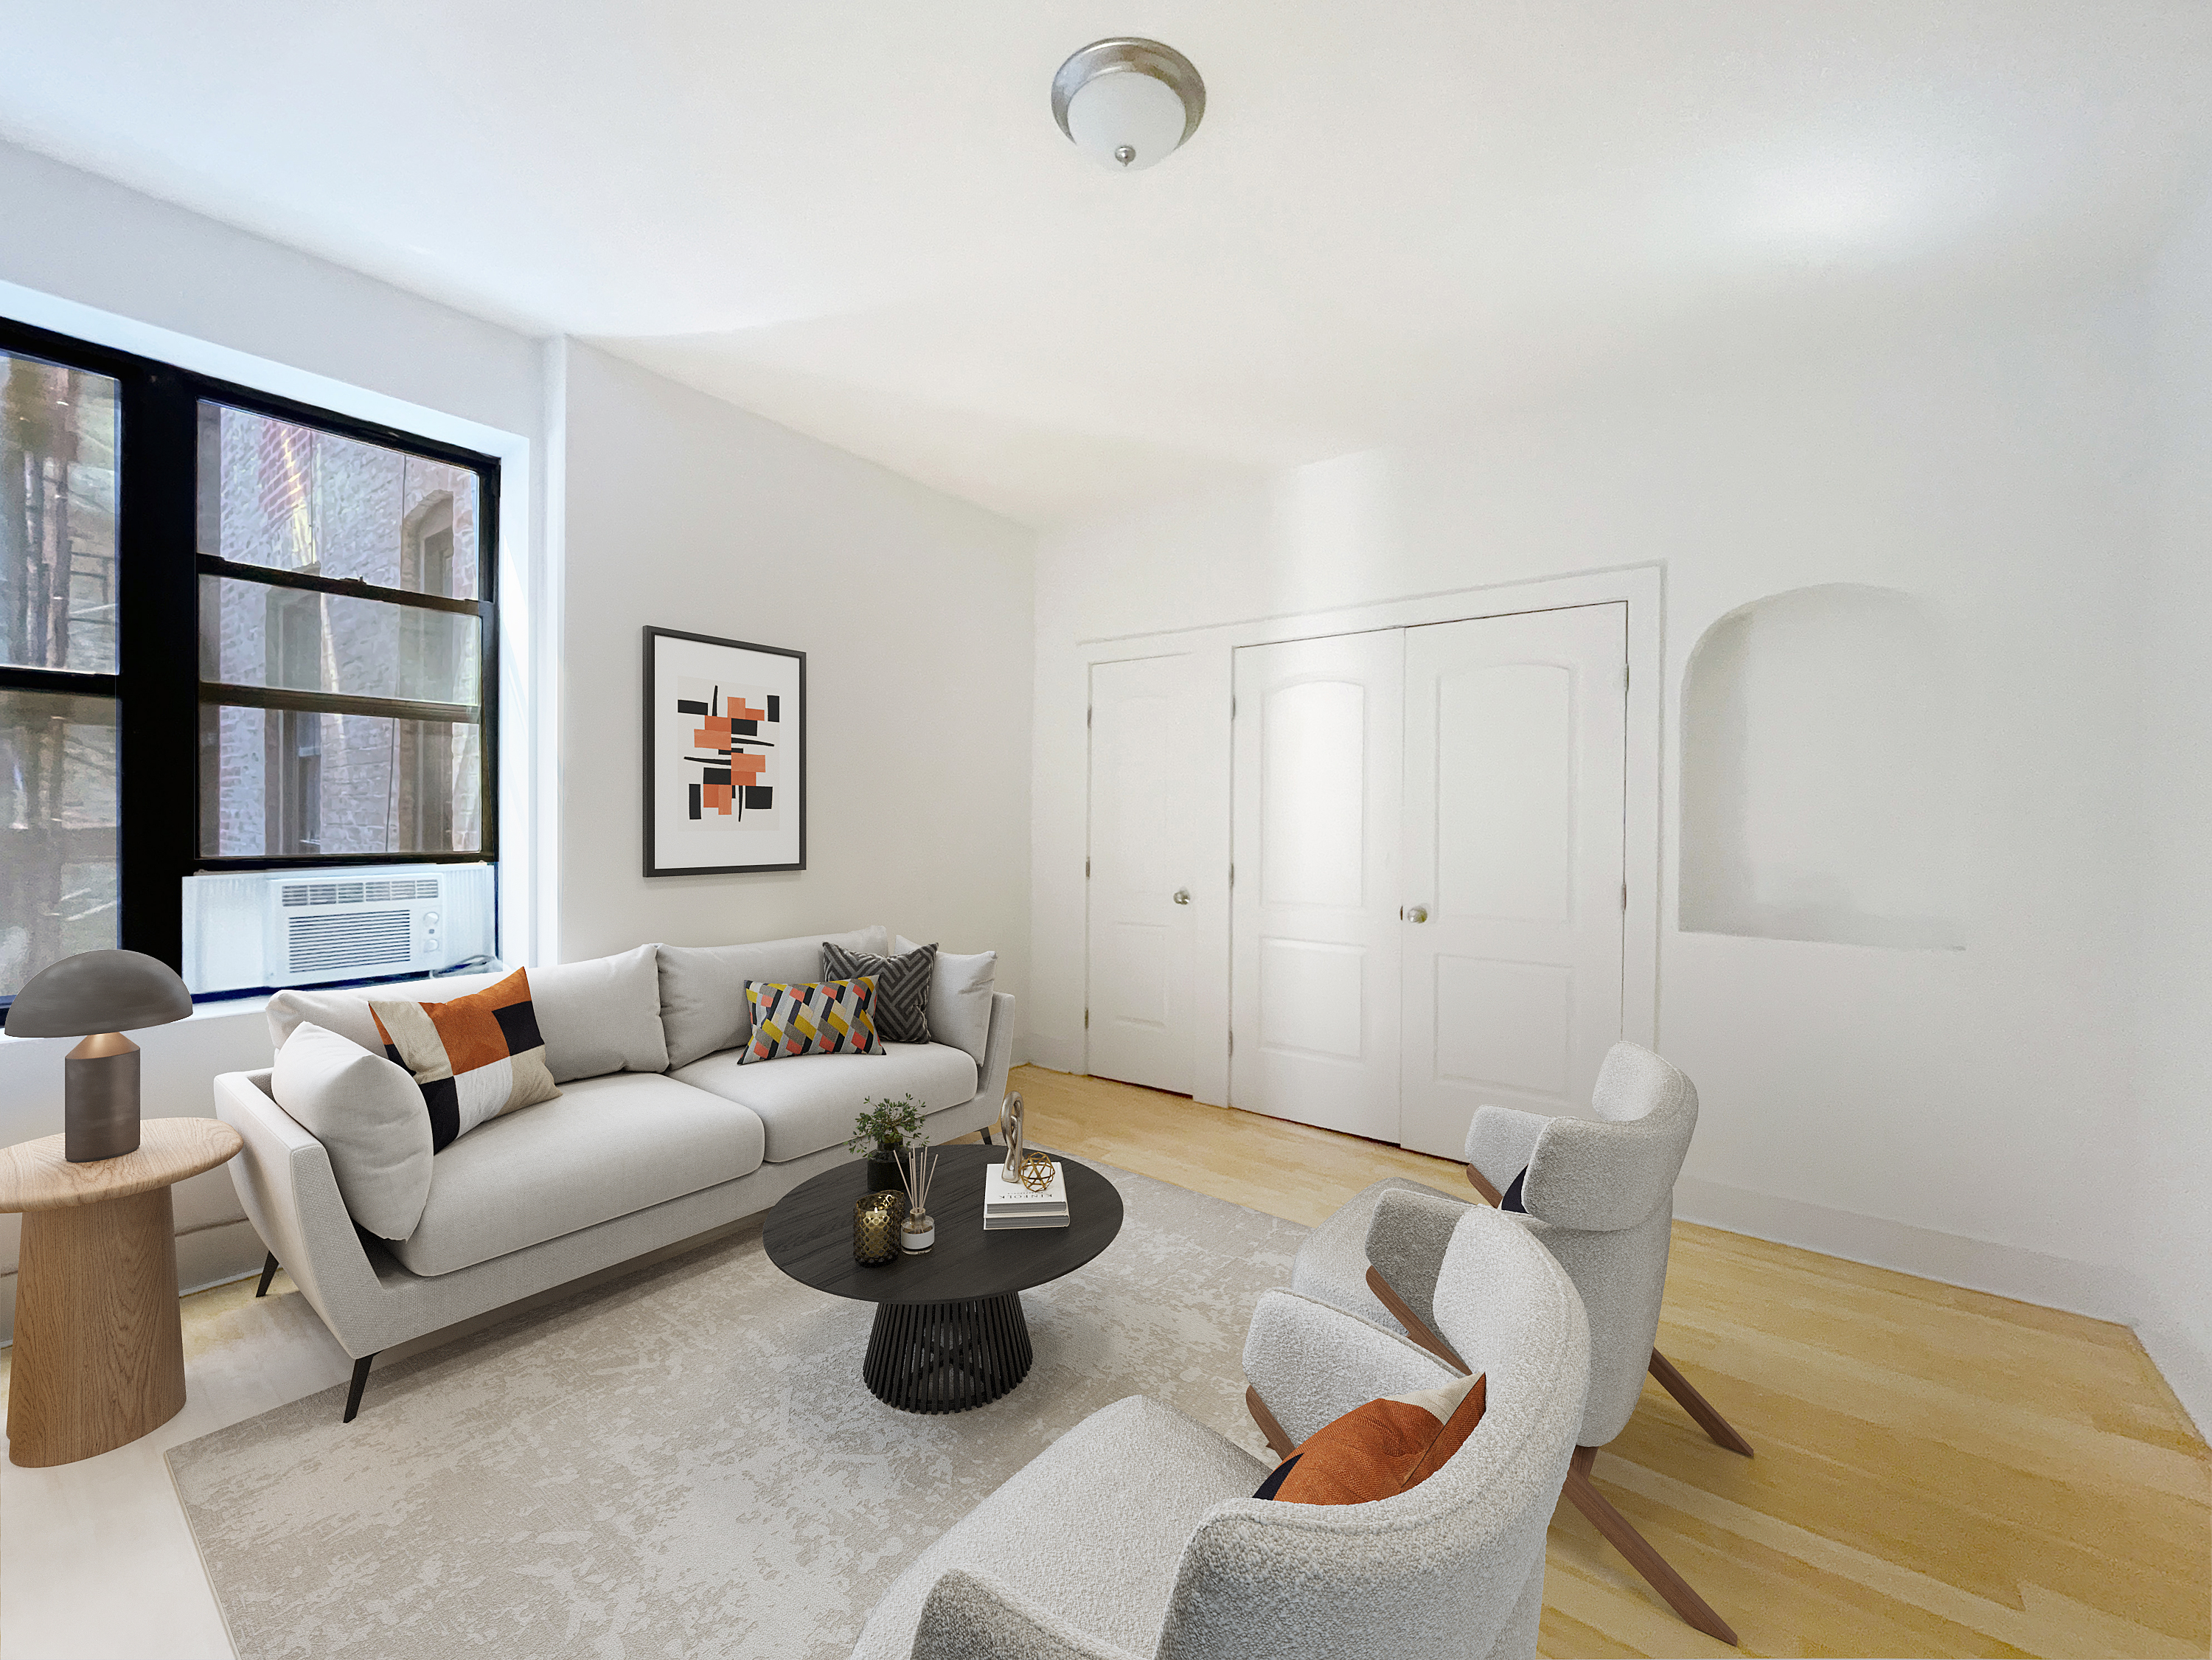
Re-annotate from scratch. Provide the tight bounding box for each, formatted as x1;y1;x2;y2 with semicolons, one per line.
9;1187;187;1468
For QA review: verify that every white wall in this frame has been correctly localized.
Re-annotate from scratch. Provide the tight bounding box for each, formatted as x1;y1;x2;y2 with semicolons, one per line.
554;340;1034;999
2132;184;2212;1432
0;140;549;1334
1032;279;2157;1331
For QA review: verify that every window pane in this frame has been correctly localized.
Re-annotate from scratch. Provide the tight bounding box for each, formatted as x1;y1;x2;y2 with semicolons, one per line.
1;688;119;996
198;577;480;706
4;355;120;673
197;402;479;600
199;705;481;858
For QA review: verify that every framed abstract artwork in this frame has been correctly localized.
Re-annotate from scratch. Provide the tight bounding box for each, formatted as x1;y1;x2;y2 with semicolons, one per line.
643;626;806;876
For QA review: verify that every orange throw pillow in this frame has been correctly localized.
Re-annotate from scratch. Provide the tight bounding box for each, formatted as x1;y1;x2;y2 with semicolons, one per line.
370;968;560;1151
1255;1372;1488;1504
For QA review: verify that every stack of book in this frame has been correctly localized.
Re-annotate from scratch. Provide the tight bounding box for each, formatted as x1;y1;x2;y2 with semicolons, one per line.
982;1160;1069;1230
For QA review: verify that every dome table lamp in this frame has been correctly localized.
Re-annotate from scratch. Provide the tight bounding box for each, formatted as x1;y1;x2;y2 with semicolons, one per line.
4;950;194;1162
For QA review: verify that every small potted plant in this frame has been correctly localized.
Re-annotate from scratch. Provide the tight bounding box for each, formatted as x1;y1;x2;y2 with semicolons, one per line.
847;1096;925;1193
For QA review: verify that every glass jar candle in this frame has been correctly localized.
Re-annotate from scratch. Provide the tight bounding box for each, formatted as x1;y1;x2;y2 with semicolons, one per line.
854;1191;908;1265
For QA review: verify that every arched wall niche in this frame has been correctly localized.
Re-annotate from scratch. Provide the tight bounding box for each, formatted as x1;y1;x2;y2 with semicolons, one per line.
1680;583;1964;950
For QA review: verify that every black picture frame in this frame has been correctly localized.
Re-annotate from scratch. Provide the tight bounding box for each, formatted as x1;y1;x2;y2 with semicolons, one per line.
643;626;807;876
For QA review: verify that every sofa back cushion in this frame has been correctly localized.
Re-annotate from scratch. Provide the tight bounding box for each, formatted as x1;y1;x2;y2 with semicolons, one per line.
897;936;995;1068
270;1021;434;1240
656;925;888;1069
265;943;669;1085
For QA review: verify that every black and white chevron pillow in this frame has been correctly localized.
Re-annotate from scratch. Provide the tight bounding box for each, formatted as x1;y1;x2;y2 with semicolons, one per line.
821;940;936;1044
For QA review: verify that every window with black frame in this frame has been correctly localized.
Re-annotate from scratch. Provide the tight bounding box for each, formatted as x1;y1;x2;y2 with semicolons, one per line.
194;401;490;861
0;317;499;1007
0;350;122;1000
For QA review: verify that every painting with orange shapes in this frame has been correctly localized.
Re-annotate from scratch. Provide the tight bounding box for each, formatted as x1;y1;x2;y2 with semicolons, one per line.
678;679;782;824
646;626;805;875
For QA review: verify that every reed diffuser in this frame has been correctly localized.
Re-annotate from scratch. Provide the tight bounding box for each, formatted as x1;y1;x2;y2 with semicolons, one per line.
897;1139;938;1254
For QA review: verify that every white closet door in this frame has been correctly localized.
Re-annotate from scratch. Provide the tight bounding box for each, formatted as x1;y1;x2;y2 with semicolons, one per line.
1231;631;1404;1140
1085;654;1200;1093
1399;604;1628;1159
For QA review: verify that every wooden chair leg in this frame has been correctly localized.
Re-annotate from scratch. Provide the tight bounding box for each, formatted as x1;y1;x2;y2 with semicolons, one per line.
1363;1267;1470;1374
254;1251;279;1298
1649;1350;1755;1457
1464;1162;1503;1206
1245;1386;1296;1461
1563;1445;1739;1646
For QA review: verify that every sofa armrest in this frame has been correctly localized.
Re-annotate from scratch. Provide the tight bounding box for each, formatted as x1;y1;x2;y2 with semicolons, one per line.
911;1569;1145;1660
213;1069;383;1356
977;991;1016;1110
1241;1289;1458;1446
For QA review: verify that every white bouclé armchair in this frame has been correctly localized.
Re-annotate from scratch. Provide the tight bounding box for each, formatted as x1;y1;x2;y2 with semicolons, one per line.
850;1203;1590;1660
1281;1041;1753;1646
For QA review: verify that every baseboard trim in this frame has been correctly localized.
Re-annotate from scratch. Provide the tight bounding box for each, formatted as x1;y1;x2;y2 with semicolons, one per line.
0;1215;265;1347
1020;1035;1084;1074
2131;1296;2212;1442
1675;1174;2208;1439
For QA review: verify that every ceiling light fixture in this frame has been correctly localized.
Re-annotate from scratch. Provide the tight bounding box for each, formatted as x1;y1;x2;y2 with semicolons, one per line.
1051;38;1205;173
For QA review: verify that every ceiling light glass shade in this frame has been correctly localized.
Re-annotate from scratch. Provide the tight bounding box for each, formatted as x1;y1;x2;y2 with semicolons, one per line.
1053;39;1205;173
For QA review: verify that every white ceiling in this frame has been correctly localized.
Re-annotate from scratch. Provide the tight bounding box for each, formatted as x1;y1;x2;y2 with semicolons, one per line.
4;2;2210;525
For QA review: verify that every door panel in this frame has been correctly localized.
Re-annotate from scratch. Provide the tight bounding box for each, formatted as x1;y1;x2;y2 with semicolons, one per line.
1257;937;1368;1059
1400;605;1627;1159
1087;656;1200;1092
1260;680;1368;909
1437;664;1575;923
1231;631;1402;1140
1432;956;1574;1093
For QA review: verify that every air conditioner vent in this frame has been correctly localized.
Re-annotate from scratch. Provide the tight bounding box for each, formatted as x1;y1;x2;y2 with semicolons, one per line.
288;910;412;976
281;878;439;907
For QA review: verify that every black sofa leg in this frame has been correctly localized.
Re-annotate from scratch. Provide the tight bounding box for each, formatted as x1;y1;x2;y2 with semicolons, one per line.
255;1252;279;1298
980;1125;994;1145
343;1353;377;1423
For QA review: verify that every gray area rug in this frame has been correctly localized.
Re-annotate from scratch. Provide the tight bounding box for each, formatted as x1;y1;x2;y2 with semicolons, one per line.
167;1164;1303;1659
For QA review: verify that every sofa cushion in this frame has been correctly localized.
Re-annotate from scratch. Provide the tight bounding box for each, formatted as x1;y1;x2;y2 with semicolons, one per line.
388;1072;767;1277
669;1041;977;1163
267;943;669;1085
656;926;888;1070
271;1021;434;1240
897;936;995;1067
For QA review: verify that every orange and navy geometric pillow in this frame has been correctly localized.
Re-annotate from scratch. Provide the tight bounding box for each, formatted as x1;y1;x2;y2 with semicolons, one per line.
738;977;886;1063
1254;1370;1488;1504
369;968;562;1150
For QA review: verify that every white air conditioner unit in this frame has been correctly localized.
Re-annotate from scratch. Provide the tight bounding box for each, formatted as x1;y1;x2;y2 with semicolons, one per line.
182;863;497;995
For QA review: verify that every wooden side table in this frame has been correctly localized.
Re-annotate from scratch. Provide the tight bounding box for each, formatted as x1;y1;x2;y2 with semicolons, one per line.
0;1116;243;1468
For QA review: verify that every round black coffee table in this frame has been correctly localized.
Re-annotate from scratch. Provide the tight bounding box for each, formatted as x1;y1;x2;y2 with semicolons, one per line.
763;1142;1124;1414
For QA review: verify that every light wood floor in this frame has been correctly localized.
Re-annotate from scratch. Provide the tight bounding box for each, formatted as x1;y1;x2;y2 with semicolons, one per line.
1002;1065;2212;1660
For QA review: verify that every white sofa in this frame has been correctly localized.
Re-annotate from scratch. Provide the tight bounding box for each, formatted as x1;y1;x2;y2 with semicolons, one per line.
214;926;1013;1418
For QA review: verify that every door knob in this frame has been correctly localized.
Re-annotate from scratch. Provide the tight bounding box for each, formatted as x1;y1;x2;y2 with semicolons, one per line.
1404;904;1428;923
1172;889;1191;905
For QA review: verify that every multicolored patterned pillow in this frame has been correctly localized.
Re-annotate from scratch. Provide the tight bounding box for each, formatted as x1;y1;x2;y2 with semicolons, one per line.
1254;1370;1488;1504
738;977;887;1063
369;968;562;1152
